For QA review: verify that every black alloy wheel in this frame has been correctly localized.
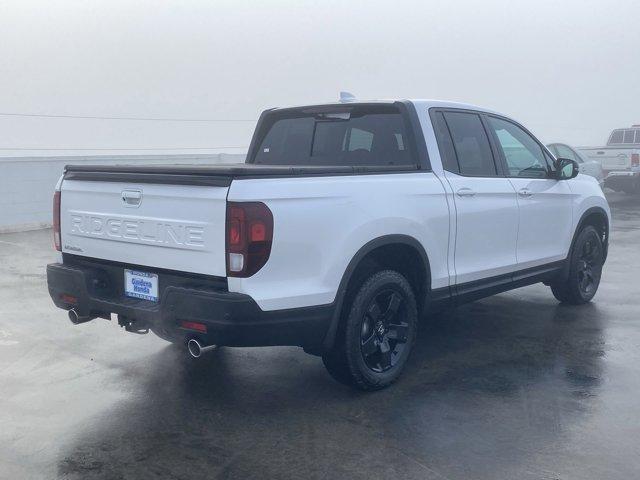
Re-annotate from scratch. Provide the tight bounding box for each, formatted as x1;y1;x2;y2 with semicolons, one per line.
359;289;410;373
576;234;602;297
322;269;418;390
551;225;604;305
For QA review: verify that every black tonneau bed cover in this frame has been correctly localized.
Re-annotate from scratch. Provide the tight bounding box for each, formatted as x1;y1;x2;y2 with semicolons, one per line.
63;163;419;187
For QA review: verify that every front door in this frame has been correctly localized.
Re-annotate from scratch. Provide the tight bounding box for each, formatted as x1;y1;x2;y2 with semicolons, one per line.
486;116;574;268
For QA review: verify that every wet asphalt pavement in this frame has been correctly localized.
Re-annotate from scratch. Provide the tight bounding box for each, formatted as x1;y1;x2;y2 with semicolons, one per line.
1;193;639;480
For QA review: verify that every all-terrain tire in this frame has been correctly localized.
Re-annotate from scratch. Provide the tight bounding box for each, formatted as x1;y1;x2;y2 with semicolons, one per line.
322;270;418;390
551;225;604;305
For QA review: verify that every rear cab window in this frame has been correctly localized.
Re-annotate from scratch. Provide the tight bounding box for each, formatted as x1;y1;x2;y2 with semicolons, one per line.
249;104;417;167
608;130;624;144
439;111;497;177
623;129;636;144
431;111;460;173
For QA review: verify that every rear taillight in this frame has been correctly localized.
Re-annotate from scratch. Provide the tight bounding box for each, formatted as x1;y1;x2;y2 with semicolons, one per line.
226;202;273;277
632;153;639;167
53;190;61;251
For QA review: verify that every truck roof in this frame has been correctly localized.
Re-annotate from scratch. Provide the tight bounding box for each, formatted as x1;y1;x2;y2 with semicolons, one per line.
269;98;503;117
411;99;502;116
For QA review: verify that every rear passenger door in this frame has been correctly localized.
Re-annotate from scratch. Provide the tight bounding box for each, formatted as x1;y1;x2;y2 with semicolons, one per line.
431;110;519;285
485;116;574;268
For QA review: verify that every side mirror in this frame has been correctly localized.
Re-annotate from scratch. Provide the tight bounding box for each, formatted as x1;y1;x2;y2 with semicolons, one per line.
555;158;579;180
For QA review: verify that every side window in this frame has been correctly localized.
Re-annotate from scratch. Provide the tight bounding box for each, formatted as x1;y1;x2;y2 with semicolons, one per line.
609;130;624;144
554;144;579;162
545;151;558;173
623;129;636;144
544;146;559;172
442;112;497;176
487;117;548;178
431;111;459;173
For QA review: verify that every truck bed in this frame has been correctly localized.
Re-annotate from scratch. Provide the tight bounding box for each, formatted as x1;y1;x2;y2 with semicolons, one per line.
59;162;420;278
64;163;418;186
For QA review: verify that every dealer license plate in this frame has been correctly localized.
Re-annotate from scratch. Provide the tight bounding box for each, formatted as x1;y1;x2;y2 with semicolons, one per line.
124;269;159;302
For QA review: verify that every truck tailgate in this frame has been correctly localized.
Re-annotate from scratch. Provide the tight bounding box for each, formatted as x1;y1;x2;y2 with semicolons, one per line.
582;148;632;171
601;152;632;171
60;180;228;277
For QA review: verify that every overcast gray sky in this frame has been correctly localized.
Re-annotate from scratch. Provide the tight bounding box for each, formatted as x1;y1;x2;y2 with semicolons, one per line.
1;0;639;157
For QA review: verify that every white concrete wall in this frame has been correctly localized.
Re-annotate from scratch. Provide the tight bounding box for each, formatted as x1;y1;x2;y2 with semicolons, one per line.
0;153;245;233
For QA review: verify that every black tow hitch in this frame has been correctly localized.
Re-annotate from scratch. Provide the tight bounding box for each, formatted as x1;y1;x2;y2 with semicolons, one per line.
117;314;150;334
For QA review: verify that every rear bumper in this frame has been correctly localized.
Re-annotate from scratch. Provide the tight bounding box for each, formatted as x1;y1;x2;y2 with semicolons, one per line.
604;171;639;190
46;258;333;349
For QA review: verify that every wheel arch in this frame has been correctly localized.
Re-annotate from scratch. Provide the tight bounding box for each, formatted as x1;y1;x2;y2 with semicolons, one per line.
573;206;610;261
321;234;431;351
555;206;610;285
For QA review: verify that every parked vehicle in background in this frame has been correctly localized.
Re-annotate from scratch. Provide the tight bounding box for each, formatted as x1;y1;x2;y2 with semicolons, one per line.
579;126;640;194
547;143;604;183
46;98;611;390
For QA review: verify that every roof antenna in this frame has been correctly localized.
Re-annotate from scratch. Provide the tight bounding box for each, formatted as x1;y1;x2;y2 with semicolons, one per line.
339;91;357;103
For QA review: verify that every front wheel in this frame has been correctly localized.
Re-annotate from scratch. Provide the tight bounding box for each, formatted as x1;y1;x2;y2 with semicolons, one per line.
322;270;418;390
551;225;604;305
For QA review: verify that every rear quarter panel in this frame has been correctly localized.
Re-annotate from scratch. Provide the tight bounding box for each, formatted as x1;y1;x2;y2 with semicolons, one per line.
227;173;450;311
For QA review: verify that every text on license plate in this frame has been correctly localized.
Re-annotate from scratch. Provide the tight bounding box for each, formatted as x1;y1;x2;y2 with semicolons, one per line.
124;269;159;302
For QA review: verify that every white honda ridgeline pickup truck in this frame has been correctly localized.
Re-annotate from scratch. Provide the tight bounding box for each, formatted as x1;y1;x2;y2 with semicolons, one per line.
47;99;610;390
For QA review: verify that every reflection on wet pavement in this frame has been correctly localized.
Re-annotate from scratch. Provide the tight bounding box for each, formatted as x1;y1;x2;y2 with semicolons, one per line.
0;192;638;479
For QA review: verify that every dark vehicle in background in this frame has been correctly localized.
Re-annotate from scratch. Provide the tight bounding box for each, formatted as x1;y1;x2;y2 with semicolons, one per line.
578;126;640;194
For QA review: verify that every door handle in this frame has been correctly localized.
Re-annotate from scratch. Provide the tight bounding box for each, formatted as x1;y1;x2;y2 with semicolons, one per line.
456;188;476;198
518;188;533;198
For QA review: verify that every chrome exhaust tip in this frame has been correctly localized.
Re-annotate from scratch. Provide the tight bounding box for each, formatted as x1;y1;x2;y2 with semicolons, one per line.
187;338;217;358
68;309;96;325
68;309;79;324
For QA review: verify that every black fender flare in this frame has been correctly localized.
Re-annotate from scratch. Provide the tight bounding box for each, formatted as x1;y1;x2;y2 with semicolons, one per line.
573;206;610;258
321;234;431;351
558;206;610;281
